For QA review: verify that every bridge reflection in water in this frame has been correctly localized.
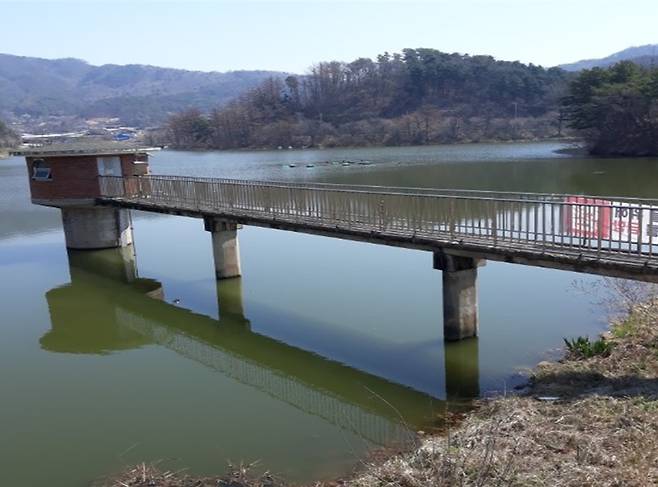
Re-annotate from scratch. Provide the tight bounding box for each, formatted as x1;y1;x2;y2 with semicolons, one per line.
40;248;479;447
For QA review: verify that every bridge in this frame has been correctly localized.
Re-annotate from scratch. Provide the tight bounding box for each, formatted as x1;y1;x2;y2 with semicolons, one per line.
94;174;658;340
21;144;658;340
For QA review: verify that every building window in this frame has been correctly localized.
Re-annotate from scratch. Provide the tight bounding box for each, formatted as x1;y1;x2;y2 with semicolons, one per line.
32;159;52;181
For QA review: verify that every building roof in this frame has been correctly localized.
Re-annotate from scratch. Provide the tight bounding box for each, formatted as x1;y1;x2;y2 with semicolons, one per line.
13;141;161;158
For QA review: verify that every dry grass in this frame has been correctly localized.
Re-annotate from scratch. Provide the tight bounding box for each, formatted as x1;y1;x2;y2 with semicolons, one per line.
104;462;282;487
348;299;658;487
349;396;658;486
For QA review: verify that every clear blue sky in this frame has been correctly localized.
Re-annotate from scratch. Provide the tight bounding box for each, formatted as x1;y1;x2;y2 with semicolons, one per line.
1;0;657;73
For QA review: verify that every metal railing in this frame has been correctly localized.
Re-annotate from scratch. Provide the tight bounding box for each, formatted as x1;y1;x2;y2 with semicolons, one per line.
99;175;658;260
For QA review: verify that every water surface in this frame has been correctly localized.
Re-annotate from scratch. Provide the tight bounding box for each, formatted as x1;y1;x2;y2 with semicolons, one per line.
2;141;655;486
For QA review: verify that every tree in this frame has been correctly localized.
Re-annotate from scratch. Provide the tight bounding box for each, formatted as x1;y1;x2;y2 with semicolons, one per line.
562;61;658;155
0;119;19;148
167;109;211;148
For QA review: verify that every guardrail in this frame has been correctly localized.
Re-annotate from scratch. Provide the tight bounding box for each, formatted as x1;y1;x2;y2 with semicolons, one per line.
99;175;658;258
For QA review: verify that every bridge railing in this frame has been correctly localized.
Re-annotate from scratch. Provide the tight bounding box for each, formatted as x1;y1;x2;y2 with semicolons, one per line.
101;174;658;204
99;175;658;258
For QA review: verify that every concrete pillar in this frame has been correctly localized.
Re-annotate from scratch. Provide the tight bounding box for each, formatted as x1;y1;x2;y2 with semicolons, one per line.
61;207;133;250
434;251;485;341
205;217;241;279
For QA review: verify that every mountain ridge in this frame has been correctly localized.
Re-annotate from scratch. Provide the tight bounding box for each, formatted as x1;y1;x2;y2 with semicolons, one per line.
559;44;658;71
0;53;285;126
4;44;658;129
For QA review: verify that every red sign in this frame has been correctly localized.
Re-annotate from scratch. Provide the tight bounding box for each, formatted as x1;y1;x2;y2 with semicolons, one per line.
564;196;612;239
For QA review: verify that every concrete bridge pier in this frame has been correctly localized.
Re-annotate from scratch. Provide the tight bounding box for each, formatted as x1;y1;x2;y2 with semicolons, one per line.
434;251;485;341
204;217;242;279
61;207;133;250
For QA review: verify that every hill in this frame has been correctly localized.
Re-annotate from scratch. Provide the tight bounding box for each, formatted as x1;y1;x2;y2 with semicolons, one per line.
559;44;658;71
0;53;284;126
166;48;572;149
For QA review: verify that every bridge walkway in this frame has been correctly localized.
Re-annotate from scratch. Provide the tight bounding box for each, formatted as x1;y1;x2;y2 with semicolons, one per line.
98;175;658;282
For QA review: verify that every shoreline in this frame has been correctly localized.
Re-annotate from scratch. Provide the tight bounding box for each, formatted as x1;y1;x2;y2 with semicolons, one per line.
347;296;658;486
162;136;582;154
105;293;658;486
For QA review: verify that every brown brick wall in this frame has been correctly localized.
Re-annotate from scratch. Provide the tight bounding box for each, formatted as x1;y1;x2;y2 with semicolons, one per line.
27;154;149;202
121;154;138;175
28;156;101;200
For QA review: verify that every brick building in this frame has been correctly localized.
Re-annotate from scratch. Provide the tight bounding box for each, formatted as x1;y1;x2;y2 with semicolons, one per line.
16;143;154;249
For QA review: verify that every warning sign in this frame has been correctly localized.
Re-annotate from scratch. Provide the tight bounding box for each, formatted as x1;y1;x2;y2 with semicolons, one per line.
564;196;658;244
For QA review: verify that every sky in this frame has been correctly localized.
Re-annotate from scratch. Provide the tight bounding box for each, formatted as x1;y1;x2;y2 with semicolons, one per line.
1;0;657;74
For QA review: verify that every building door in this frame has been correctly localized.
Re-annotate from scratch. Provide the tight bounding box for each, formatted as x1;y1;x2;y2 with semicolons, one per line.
97;156;123;177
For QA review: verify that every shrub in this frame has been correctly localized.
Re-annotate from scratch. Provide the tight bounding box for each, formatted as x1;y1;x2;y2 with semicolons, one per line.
563;336;613;359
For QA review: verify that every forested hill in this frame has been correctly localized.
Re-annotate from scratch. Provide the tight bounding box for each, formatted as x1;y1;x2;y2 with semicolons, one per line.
0;53;283;125
167;48;571;149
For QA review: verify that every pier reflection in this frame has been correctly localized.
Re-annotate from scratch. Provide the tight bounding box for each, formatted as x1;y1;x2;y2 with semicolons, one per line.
41;248;480;445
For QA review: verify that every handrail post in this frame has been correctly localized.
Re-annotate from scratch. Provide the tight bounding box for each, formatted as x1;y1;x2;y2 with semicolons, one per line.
378;198;384;231
542;202;547;249
597;202;603;257
637;207;643;255
449;199;455;238
492;200;498;245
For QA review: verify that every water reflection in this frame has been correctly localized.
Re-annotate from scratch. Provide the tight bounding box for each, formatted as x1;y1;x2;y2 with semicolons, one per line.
444;340;480;399
41;249;480;446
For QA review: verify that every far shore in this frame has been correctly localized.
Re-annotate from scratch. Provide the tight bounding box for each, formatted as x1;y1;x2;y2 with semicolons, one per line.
161;135;582;154
0;136;587;160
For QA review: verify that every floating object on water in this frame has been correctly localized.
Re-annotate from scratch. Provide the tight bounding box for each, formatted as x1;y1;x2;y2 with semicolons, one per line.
306;164;315;168
288;164;296;168
173;298;181;304
341;162;350;166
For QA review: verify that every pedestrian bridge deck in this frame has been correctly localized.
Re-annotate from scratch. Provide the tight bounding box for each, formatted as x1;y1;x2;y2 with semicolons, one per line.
98;175;658;282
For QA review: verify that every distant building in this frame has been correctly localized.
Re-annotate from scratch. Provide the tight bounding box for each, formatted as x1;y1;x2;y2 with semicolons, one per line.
21;132;87;146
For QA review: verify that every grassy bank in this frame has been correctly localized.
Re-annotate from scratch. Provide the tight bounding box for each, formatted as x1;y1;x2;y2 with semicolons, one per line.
350;299;658;486
105;295;658;487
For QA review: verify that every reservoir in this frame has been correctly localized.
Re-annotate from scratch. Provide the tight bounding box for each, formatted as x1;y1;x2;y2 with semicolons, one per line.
2;141;657;486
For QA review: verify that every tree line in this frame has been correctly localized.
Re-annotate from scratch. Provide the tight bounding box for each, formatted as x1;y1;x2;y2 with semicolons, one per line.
0;119;19;149
162;49;571;149
562;61;658;156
